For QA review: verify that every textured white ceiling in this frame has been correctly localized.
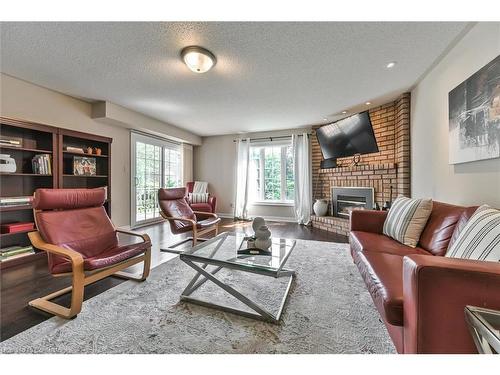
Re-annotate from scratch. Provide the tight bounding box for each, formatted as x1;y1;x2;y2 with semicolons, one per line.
0;22;468;136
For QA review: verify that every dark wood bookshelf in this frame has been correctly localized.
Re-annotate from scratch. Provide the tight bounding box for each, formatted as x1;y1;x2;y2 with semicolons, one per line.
0;229;35;238
0;117;112;269
62;150;108;158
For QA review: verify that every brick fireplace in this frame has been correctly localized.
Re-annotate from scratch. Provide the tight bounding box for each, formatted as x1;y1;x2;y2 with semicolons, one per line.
311;92;411;236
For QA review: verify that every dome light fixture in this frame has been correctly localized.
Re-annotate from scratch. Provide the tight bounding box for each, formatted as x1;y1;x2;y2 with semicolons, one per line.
181;46;216;73
386;61;397;69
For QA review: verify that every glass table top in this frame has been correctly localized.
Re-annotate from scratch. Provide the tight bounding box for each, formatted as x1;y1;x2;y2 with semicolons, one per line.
181;232;296;273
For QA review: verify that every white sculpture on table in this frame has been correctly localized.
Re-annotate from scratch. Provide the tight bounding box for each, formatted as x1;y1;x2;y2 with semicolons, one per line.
251;216;272;250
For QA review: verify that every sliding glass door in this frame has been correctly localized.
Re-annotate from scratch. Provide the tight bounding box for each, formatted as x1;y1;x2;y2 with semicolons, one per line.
131;132;182;227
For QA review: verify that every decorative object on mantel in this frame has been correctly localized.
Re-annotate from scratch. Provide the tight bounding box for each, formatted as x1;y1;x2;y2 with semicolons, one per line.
94;147;102;155
0;154;17;173
86;146;93;154
382;185;393;211
313;199;328;216
449;54;500;164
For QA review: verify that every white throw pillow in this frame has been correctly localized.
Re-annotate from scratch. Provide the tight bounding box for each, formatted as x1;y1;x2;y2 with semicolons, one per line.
446;205;500;262
189;192;209;204
382;196;433;247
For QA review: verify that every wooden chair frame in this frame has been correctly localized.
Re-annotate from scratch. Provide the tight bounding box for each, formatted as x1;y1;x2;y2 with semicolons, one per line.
28;229;151;319
160;211;219;251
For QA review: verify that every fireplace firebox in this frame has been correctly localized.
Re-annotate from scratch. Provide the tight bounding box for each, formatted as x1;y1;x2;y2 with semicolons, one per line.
331;187;374;218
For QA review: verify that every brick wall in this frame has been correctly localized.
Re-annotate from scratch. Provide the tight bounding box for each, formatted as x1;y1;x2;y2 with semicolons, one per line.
310;93;411;236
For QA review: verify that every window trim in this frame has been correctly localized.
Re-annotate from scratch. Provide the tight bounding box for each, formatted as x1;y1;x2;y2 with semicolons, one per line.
130;132;182;228
249;142;294;205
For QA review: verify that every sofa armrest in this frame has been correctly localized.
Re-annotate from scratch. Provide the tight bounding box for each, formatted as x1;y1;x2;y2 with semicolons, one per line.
349;210;388;234
208;195;217;213
403;254;500;353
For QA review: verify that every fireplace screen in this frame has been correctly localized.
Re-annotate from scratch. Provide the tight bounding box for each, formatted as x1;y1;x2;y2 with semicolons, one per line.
332;187;374;218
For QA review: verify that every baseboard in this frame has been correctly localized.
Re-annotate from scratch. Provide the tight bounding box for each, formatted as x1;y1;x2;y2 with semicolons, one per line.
216;212;297;223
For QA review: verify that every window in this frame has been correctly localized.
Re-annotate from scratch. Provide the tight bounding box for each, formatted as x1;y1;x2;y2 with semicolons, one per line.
249;143;294;204
131;133;182;227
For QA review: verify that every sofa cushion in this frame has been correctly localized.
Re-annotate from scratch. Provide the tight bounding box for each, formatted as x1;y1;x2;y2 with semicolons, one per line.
446;205;500;262
383;196;433;247
418;201;468;256
352;250;405;326
350;231;430;257
448;206;478;249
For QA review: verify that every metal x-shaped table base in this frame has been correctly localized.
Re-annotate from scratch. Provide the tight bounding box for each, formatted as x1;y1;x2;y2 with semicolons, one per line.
180;258;295;323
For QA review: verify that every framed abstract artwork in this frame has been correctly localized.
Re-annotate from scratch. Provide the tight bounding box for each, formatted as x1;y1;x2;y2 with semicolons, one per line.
449;54;500;164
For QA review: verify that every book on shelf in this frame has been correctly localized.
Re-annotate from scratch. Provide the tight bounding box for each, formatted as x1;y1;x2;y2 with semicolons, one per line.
0;245;35;261
31;154;52;175
1;222;35;234
0;196;32;206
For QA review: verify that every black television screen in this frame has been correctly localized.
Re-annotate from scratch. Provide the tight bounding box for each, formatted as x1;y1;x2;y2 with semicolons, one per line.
316;111;379;160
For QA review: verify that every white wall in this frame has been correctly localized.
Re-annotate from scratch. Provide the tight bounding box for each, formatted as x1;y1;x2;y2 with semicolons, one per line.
193;128;310;220
0;74;198;226
411;23;500;207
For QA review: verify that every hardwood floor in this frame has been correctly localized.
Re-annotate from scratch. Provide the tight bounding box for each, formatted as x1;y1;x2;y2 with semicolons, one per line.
0;218;347;341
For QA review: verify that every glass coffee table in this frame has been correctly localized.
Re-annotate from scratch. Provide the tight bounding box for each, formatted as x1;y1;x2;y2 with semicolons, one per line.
465;305;500;354
178;232;296;323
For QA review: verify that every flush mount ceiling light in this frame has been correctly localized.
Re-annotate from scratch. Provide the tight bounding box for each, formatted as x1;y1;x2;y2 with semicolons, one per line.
386;61;397;69
365;101;371;105
181;46;216;73
342;111;347;114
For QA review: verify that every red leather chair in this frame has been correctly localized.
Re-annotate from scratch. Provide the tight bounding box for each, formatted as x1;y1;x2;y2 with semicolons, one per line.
186;181;217;213
28;188;151;319
158;187;220;248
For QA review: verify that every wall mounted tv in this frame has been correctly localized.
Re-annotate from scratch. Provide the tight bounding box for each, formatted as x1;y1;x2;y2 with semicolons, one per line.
316;111;379;161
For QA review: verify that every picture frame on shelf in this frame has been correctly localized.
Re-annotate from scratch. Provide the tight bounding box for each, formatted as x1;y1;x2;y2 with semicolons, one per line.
73;156;97;176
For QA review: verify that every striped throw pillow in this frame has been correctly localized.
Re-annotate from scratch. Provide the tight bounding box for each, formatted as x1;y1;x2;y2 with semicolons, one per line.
446;205;500;262
383;196;433;247
189;192;209;204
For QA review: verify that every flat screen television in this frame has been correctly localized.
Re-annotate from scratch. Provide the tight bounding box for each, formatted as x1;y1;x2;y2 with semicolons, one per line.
316;111;379;160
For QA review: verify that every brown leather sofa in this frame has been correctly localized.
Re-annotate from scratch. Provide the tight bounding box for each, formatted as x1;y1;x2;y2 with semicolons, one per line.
349;201;500;353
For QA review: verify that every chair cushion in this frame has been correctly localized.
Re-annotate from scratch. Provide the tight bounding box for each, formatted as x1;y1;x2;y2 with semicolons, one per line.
352;250;405;326
350;231;430;257
33;188;105;210
196;216;221;229
418;201;468;256
158;188;196;233
36;206;119;273
383;196;433;247
191;202;213;212
446;205;500;262
189;192;209;203
51;241;150;274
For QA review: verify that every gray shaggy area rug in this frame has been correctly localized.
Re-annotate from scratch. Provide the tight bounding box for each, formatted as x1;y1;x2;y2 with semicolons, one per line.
0;239;395;354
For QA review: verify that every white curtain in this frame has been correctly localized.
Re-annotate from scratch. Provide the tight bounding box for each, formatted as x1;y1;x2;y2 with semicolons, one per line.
234;138;250;220
292;133;312;225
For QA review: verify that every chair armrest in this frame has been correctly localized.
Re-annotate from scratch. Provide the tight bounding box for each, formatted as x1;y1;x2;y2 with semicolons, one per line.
403;254;500;353
115;228;151;244
208;195;217;212
159;212;196;226
193;211;218;220
28;231;84;268
349;210;387;233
